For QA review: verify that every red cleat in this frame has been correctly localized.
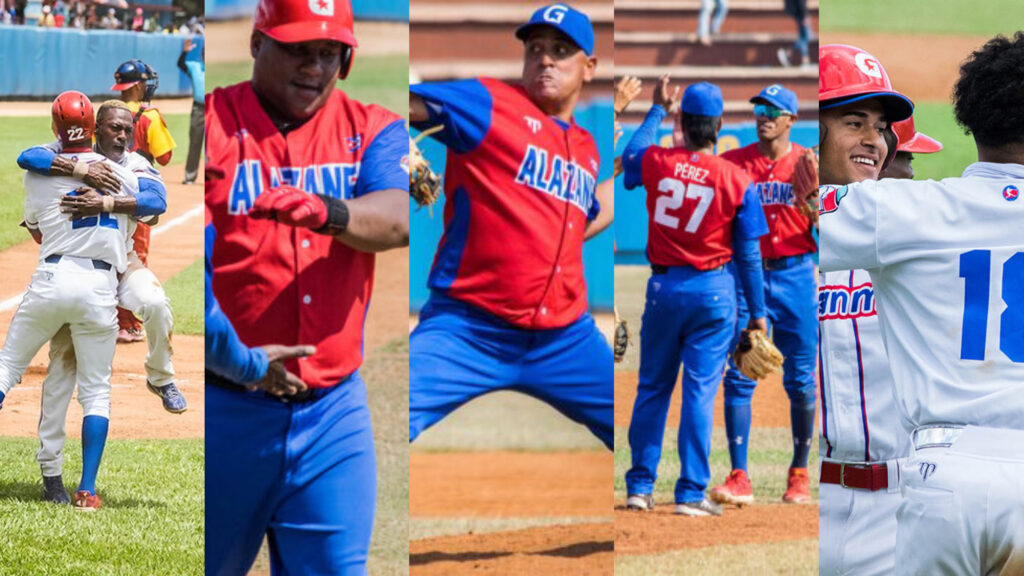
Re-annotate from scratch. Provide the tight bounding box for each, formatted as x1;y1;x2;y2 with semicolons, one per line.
782;467;811;504
710;469;755;506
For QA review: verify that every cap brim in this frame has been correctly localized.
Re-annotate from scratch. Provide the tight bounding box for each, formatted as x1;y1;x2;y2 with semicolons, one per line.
901;132;942;154
821;92;914;124
111;81;139;91
261;21;358;47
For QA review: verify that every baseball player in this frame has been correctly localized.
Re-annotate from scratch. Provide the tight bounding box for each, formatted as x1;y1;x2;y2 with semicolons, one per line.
0;93;138;511
204;0;409;571
814;44;920;575
15;100;177;504
819;35;1024;575
17;101;184;415
878;116;942;180
621;77;768;516
112;58;175;343
709;83;817;506
407;3;614;454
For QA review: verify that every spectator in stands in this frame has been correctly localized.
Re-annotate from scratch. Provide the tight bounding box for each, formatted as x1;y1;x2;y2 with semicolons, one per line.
85;3;97;28
14;0;26;25
778;0;812;67
37;4;56;27
697;0;728;47
69;0;86;28
178;36;204;184
1;0;11;25
100;7;119;29
131;6;142;31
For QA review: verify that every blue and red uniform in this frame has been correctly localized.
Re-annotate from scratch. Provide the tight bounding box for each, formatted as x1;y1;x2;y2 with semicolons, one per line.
205;81;407;575
720;142;818;473
621;103;768;504
409;77;613;449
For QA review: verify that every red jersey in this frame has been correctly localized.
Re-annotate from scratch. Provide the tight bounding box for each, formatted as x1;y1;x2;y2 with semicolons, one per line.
721;142;816;258
639;148;755;269
205;82;407;388
410;78;601;329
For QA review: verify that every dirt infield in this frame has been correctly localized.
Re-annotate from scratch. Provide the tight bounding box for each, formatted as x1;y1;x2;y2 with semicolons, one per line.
0;164;204;440
411;522;613;575
827;32;991;102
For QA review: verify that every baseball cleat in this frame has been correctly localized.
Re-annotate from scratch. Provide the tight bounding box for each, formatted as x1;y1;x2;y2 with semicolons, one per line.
782;467;811;504
73;490;101;512
710;469;755;506
675;497;723;517
626;493;654;512
147;381;188;414
117;328;145;344
43;475;70;505
777;47;792;68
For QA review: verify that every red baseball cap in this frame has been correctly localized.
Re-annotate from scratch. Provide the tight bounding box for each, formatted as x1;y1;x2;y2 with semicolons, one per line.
253;0;358;47
892;117;942;154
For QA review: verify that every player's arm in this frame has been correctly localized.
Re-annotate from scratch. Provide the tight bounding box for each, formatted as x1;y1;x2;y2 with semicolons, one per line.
409;80;493;153
585;178;614;240
58;178;166;219
818;182;882;273
732;184;769;328
17;145;122;194
620;105;665;190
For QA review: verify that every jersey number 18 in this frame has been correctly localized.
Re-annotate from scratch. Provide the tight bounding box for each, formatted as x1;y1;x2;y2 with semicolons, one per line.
959;250;1023;363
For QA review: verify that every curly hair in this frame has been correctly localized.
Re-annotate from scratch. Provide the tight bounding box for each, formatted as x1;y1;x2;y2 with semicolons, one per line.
953;31;1024;147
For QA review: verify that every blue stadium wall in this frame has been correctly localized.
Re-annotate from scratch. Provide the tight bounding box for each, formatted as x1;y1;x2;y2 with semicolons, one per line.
0;28;197;98
207;0;407;21
614;121;819;265
409;99;616;313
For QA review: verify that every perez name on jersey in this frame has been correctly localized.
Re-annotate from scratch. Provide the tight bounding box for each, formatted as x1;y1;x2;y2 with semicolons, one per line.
515;144;596;216
228;160;361;215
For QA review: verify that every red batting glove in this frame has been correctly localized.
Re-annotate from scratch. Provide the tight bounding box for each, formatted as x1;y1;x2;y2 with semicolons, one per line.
249;186;328;230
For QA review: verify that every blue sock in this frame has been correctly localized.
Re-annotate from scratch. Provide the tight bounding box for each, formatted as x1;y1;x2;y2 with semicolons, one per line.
724;404;752;472
78;415;109;495
0;390;6;405
789;402;816;468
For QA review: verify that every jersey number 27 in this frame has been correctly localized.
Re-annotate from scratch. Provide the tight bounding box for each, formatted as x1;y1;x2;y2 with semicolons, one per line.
959;250;1023;363
655;178;715;233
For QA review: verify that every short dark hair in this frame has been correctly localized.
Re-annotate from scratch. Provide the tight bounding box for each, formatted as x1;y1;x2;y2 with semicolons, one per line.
680;113;719;148
953;31;1024;148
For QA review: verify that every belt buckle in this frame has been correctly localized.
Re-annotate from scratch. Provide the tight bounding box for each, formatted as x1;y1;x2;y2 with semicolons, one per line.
839;463;849;489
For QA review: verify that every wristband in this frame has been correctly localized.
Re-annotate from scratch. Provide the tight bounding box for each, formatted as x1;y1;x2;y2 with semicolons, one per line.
102;196;115;213
313;195;350;235
73;161;90;180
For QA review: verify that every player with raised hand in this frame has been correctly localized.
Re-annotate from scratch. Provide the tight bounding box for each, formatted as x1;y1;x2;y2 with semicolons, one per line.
620;76;768;517
407;3;614;452
819;35;1024;575
204;0;409;571
710;83;818;506
814;44;919;575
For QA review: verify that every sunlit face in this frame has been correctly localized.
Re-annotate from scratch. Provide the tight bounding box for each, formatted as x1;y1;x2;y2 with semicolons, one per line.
251;32;345;121
819;99;889;185
95;108;134;161
521;28;595;111
753;103;795;142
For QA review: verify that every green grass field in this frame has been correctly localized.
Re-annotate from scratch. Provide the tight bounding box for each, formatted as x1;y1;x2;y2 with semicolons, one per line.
162;258;203;336
0;437;203;576
207;53;410;119
819;0;1024;36
900;102;979;180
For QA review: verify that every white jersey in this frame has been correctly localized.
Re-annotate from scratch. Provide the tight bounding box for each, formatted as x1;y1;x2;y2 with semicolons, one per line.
820;162;1024;430
819;269;910;463
23;150;137;273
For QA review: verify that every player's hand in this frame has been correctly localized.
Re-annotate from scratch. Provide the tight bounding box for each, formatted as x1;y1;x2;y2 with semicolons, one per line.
653;74;680;114
83;162;121;195
183;37;194;52
248;344;316;396
60;187;104;219
249;187;328;230
747;316;768;333
614;121;623;148
614;75;642;117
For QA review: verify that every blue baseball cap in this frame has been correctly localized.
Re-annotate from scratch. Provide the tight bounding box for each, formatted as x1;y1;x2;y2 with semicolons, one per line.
681;82;723;116
515;4;595;56
750;84;798;115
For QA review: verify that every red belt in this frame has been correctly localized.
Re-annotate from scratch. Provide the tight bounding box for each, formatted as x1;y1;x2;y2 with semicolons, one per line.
820;461;888;491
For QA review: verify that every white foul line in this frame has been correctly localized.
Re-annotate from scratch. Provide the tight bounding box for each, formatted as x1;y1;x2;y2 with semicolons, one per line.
0;203;203;312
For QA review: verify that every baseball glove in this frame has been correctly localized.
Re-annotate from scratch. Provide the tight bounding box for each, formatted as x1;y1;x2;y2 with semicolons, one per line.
734;329;785;380
791;149;819;222
614;306;629;363
409;125;443;210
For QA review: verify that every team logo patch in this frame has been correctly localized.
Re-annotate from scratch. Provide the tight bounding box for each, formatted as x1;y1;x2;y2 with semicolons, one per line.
819;185;847;214
310;0;333;16
590;158;598;173
543;4;569;23
690;153;700;163
524;116;541;134
919;461;937;482
400;155;410;176
1003;185;1019;202
854;53;882;79
347;134;363;152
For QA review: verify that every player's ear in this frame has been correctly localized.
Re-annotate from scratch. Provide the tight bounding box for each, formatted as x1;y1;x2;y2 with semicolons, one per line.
250;31;264;60
583;55;597;83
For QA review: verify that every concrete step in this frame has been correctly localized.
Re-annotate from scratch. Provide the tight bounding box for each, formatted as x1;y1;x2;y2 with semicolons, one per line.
615;3;817;35
411;20;614;61
615;31;817;67
410;2;614;23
